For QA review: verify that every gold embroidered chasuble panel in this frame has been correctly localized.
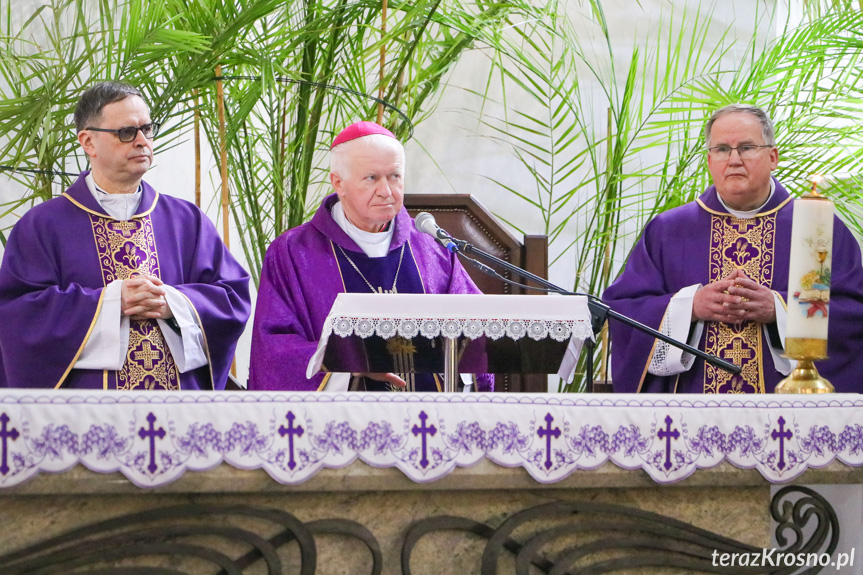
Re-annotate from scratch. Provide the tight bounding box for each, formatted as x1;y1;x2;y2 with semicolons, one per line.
703;213;777;394
89;215;179;390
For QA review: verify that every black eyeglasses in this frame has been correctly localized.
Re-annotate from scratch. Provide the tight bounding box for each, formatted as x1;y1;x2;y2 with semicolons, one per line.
85;122;160;143
707;144;773;161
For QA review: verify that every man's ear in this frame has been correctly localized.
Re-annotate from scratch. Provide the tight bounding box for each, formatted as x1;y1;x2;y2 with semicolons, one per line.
78;130;96;158
330;172;343;197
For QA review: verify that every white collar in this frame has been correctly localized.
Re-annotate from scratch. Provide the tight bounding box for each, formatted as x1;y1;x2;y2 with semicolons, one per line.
85;173;142;221
331;201;394;258
717;178;775;219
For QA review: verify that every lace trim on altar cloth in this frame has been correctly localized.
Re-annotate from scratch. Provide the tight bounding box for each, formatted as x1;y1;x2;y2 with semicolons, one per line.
328;316;593;342
649;284;703;377
3;390;863;488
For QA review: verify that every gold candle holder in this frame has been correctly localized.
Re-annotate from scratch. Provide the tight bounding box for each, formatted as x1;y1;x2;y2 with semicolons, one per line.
775;338;833;394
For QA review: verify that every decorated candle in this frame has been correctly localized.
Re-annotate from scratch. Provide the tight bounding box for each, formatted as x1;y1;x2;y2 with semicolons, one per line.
785;191;834;358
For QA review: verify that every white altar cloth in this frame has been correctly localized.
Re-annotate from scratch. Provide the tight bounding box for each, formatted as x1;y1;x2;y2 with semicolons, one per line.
308;293;595;380
1;391;862;489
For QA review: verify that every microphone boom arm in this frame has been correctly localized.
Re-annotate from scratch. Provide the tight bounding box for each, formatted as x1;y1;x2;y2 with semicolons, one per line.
455;240;741;378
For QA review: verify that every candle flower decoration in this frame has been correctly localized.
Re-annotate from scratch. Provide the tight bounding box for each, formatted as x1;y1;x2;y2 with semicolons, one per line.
791;228;831;324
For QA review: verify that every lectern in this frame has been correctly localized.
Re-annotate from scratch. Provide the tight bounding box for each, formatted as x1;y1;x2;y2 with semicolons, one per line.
307;293;594;391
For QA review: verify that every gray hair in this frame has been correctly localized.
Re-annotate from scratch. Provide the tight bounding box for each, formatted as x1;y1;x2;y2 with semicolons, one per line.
74;81;145;132
330;133;405;180
704;104;776;148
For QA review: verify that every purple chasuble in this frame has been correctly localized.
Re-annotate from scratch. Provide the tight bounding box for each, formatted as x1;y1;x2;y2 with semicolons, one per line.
603;179;863;394
333;241;440;392
0;172;251;390
249;193;494;392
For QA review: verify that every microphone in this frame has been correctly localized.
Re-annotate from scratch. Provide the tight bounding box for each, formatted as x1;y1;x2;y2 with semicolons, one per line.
415;212;459;252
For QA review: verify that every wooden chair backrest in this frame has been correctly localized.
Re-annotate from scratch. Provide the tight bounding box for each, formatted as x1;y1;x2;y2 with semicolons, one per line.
404;193;550;392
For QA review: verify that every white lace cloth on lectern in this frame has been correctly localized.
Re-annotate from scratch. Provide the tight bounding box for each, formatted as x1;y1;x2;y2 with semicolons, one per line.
308;293;595;380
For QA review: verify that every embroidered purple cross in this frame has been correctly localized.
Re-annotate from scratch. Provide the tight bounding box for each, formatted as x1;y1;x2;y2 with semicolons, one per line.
771;416;792;470
138;412;165;474
279;411;304;470
658;415;680;471
411;411;437;469
537;413;561;470
111;220;139;238
0;413;19;476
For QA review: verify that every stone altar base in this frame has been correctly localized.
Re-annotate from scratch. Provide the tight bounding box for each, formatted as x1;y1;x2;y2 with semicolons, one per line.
0;460;812;575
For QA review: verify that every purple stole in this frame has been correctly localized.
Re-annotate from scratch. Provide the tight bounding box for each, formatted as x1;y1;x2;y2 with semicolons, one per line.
85;212;179;390
695;195;790;394
332;241;440;392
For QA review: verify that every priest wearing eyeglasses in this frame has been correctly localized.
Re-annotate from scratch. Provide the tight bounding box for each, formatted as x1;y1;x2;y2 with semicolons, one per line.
603;103;863;394
0;81;251;390
249;121;493;392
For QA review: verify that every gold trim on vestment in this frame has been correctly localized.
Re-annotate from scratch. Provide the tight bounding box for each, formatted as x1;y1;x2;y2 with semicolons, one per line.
636;303;671;393
775;290;787;311
406;239;428;294
316;372;334;392
325;243;350;389
330;241;348;292
695;195;791;218
62;190;161;219
177;290;215;391
638;338;682;393
54;288;108;389
635;340;655;394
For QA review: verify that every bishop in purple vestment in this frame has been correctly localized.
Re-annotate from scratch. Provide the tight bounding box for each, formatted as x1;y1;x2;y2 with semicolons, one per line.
0;82;251;390
249;122;493;392
603;104;863;394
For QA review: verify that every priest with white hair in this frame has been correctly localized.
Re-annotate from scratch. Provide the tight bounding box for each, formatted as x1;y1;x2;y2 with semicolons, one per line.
249;122;493;392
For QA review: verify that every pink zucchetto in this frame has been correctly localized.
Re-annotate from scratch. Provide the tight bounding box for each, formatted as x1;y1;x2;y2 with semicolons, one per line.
331;121;397;149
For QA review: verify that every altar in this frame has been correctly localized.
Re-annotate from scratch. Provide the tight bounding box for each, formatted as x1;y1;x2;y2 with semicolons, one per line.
1;390;860;574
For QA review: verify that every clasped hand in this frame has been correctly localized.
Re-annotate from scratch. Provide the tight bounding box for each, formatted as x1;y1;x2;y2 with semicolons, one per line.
354;373;407;389
121;275;173;321
692;269;775;325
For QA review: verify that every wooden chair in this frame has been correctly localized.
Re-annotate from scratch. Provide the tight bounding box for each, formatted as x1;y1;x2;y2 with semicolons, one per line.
404;193;550;393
